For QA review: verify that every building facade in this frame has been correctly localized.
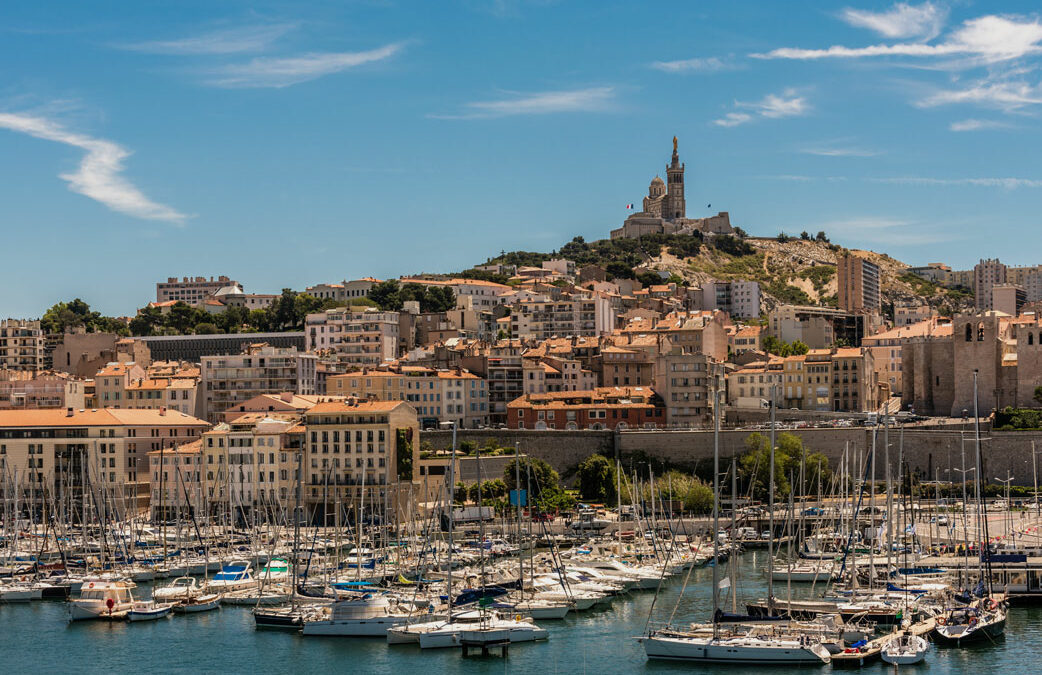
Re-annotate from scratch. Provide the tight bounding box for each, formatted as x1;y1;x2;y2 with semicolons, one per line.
837;255;881;314
200;344;317;423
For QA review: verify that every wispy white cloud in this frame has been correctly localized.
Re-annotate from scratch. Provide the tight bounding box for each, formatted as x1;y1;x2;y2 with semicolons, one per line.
0;112;186;223
714;88;809;126
431;86;617;119
800;143;880;157
815;216;954;245
121;23;297;55
753;15;1042;65
918;75;1042;111
207;43;404;88
870;176;1042;189
651;56;734;73
713;112;753;127
840;2;947;40
949;118;1012;131
757;174;849;182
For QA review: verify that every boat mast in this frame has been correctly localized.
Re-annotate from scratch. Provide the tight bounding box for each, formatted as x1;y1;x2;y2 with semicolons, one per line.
767;384;776;612
711;389;721;635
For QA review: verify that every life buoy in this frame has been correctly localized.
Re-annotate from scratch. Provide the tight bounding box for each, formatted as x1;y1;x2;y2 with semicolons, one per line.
937;617;947;626
969;617;978;627
88;582;95;589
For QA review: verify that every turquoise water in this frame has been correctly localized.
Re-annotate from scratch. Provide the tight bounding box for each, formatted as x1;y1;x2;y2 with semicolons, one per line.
0;551;1035;674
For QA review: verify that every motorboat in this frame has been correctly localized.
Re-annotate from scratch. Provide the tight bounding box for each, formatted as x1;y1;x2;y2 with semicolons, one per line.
69;579;136;621
258;558;292;583
128;601;174;622
414;610;547;649
153;576;202;603
302;593;416;637
881;632;929;665
207;561;257;593
173;593;222;613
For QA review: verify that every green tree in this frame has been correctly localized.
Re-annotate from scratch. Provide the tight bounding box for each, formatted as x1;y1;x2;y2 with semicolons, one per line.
790;340;809;356
577;454;617;502
194;322;219;335
129;306;164;336
1034;386;1042;407
369;280;403;311
396;428;414;480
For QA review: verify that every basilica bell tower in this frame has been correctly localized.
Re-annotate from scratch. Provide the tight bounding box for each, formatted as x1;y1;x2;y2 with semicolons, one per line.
664;136;686;220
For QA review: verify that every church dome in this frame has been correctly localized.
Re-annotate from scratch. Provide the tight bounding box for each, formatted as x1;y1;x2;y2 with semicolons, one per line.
650;176;664;187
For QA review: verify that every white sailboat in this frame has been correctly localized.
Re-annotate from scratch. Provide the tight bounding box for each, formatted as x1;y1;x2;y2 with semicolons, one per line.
881;633;929;665
640;390;831;666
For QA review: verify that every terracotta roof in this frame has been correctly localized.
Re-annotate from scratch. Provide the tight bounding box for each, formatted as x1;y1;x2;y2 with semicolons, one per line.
306;400;410;414
0;408;208;428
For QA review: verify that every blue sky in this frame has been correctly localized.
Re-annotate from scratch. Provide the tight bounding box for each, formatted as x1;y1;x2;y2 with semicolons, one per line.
2;1;1042;316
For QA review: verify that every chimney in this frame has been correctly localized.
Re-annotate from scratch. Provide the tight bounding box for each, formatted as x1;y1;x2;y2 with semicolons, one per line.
159;406;167;416
66;407;74;417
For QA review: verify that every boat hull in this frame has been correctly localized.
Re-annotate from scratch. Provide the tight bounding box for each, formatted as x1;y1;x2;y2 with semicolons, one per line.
642;635;831;664
303;617;408;637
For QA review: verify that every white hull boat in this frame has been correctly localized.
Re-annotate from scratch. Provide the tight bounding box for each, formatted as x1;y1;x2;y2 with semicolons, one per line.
881;633;929;665
128;601;173;621
641;633;831;664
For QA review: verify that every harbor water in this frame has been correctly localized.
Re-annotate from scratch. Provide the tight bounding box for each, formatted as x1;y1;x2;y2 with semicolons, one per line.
0;551;1036;674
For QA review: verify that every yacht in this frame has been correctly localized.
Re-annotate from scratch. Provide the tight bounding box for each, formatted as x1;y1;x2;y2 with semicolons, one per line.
207;561;257;593
302;593;416;637
69;579;136;621
413;610;547;649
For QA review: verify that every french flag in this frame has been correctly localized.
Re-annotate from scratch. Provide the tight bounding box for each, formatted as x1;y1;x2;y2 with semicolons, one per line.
625;203;634;210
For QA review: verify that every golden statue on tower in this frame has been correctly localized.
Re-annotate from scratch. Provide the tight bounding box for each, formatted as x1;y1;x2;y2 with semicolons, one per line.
673;136;678;152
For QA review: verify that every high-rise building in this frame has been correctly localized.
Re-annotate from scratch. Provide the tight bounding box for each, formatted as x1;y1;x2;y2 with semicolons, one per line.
974;258;1007;310
837;255;881;314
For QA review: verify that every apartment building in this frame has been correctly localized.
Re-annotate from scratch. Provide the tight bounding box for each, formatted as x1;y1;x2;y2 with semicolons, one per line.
487;341;524;426
305;308;399;366
974;258;1007;311
730;325;764;355
522;356;597;395
508;293;615;340
0;407;209;513
124;377;200;417
838;255;881;314
701;280;761;319
507;386;666;430
0;319;46;372
201;414;303;520
148;439;204;520
894;302;935;327
95;362;147;408
728;347;877;412
200;344;317;423
301;400;419;518
0;371;85;410
326;368;489;429
655;348;722;428
305;277;380;301
993;284;1027;317
156;275;237;304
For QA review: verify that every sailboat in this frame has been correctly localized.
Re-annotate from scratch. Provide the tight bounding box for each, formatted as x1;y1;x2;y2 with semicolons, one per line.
640;389;831;666
881;632;929;665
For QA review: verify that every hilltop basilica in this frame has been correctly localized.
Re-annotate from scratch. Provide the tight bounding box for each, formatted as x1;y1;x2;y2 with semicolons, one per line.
610;138;734;240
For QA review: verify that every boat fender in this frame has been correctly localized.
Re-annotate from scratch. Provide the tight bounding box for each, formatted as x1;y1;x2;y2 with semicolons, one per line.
936;617;946;626
516;614;521;621
969;617;978;627
987;599;998;611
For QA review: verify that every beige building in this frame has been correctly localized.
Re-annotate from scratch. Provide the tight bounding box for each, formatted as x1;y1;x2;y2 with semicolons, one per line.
327;368;489;429
95;362;148;408
306;308;400;366
894;302;936;327
861;318;951;397
301;400;419;518
1;319;46;372
522;356;597;395
200;344;317;423
0;407;208;514
508;293;615;340
993;284;1027;317
729;347;877;412
838;255;881;314
202;414;303;520
148;439;204;520
730;325;764;355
